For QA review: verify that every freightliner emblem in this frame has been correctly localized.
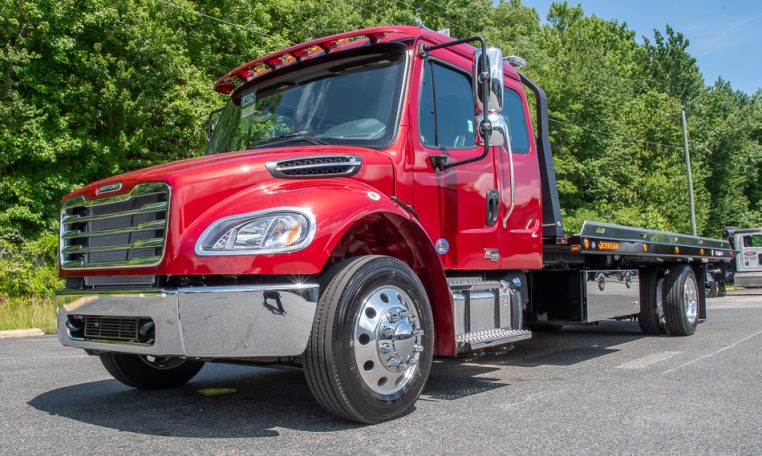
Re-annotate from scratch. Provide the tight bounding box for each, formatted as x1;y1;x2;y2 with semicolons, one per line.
96;181;123;195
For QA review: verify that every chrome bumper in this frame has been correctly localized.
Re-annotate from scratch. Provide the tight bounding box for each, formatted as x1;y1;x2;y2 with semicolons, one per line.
55;284;319;358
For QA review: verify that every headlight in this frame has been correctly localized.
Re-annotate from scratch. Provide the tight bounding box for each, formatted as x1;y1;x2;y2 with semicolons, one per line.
196;208;314;255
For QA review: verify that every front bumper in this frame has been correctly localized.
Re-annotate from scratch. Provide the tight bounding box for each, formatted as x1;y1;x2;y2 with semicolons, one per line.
734;272;762;288
55;284;319;358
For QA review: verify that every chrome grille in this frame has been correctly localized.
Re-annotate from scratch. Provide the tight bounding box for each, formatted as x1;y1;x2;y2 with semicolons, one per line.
83;316;140;341
60;183;170;270
266;154;362;178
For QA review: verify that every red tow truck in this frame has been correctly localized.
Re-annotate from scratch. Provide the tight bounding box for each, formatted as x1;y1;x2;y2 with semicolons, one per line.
56;26;734;423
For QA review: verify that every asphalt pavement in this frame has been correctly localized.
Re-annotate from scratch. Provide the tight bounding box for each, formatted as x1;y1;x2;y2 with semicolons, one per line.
1;289;761;455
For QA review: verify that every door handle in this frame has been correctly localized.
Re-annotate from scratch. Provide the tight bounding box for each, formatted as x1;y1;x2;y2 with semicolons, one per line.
486;189;499;226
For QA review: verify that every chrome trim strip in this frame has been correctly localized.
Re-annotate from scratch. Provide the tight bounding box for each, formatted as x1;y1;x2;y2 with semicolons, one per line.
62;201;167;225
61;237;163;254
61;256;163;269
60;182;171;271
177;283;319;293
63;183;168;208
62;219;166;239
194;206;317;256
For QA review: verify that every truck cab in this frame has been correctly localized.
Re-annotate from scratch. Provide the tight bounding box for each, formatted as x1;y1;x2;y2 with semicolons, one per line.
55;26;733;423
724;227;762;287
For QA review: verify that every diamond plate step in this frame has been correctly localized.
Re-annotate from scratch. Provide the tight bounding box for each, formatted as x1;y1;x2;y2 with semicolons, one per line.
456;328;531;351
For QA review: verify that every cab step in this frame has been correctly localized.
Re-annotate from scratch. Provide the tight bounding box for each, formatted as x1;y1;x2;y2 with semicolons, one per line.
456;328;531;351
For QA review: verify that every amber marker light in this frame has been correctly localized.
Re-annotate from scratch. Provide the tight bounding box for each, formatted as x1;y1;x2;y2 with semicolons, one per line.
700;248;705;255
583;239;590;249
674;246;680;254
643;244;648;252
570;245;581;253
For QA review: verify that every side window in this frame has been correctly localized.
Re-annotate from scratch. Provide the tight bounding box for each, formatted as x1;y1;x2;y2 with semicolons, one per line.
744;235;762;247
419;61;476;149
503;89;531;154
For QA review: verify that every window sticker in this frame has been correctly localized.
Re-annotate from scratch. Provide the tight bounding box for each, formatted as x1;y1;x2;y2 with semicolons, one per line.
467;119;474;133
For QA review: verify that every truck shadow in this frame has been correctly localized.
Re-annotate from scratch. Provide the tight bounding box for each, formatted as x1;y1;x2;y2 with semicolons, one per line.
28;320;645;437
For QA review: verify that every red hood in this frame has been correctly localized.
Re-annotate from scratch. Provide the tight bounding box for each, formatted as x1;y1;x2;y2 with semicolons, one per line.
63;145;394;202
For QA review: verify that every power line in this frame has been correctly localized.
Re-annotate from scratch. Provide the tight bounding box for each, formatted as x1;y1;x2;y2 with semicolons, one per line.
154;0;288;42
162;0;735;176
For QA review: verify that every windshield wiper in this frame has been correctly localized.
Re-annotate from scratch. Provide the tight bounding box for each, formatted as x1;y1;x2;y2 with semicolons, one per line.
254;131;328;148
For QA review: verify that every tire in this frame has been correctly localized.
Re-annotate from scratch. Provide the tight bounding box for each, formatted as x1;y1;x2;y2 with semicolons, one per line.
638;268;667;335
304;255;434;424
662;265;700;336
99;353;204;390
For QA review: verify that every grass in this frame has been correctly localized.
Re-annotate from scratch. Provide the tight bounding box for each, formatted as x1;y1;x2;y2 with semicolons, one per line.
0;295;57;333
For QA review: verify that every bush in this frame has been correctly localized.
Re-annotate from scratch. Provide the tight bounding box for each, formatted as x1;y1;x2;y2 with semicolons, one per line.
0;232;62;297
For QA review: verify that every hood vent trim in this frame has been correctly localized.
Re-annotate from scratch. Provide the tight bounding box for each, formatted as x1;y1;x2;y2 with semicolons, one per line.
266;154;362;178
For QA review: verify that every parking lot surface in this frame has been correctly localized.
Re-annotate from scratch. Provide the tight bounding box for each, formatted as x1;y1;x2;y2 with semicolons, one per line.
1;289;761;455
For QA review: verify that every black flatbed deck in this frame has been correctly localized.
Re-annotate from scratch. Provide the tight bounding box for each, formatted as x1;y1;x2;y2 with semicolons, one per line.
543;221;735;266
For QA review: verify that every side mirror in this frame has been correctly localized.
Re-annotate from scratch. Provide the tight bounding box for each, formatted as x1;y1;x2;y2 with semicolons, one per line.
473;47;504;114
206;107;225;141
472;47;505;146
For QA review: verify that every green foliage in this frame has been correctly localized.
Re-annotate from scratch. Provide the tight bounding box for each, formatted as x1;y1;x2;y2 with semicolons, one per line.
0;0;761;312
0;233;62;297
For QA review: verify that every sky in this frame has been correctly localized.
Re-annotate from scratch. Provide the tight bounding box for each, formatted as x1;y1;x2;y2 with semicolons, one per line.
520;0;762;95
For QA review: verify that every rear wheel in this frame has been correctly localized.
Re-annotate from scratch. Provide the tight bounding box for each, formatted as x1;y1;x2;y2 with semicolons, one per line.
99;353;204;389
304;255;434;423
638;268;667;335
662;265;699;336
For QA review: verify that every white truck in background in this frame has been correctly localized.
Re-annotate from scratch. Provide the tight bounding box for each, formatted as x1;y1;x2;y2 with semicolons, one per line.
724;227;762;287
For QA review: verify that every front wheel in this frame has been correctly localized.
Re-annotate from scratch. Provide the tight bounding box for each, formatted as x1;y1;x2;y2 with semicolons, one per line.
304;256;434;424
99;353;204;389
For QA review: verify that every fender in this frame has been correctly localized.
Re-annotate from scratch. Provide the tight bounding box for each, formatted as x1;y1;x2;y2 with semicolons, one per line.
174;178;456;355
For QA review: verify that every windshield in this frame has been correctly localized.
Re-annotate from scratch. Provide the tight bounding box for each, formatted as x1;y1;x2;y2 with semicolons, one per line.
205;45;407;154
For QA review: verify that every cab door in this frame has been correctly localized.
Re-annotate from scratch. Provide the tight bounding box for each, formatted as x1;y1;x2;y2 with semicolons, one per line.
411;48;501;270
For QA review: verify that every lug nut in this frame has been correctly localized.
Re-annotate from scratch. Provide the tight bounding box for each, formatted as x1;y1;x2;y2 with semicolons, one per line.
388;311;400;323
408;315;417;323
414;344;424;353
379;342;392;354
386;357;399;368
413;329;424;336
397;362;408;371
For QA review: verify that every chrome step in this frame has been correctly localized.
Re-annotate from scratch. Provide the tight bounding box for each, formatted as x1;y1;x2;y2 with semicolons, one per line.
456;328;531;351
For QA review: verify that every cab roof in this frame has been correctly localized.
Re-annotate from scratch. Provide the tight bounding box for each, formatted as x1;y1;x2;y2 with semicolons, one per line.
214;25;521;94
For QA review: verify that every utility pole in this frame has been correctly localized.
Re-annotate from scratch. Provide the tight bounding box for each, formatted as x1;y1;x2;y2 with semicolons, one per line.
681;106;697;236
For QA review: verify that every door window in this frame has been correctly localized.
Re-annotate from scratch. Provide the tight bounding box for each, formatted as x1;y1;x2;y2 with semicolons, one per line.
419;61;476;149
503;89;531;154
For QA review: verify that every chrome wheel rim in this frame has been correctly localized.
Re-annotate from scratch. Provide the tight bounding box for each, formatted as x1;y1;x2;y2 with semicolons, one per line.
140;355;185;370
353;285;423;396
684;276;698;324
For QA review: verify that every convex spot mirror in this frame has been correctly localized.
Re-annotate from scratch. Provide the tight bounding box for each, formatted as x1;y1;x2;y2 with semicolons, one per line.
472;47;506;147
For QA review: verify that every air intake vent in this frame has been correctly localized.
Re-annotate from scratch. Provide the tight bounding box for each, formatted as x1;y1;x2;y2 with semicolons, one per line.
266;154;362;178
